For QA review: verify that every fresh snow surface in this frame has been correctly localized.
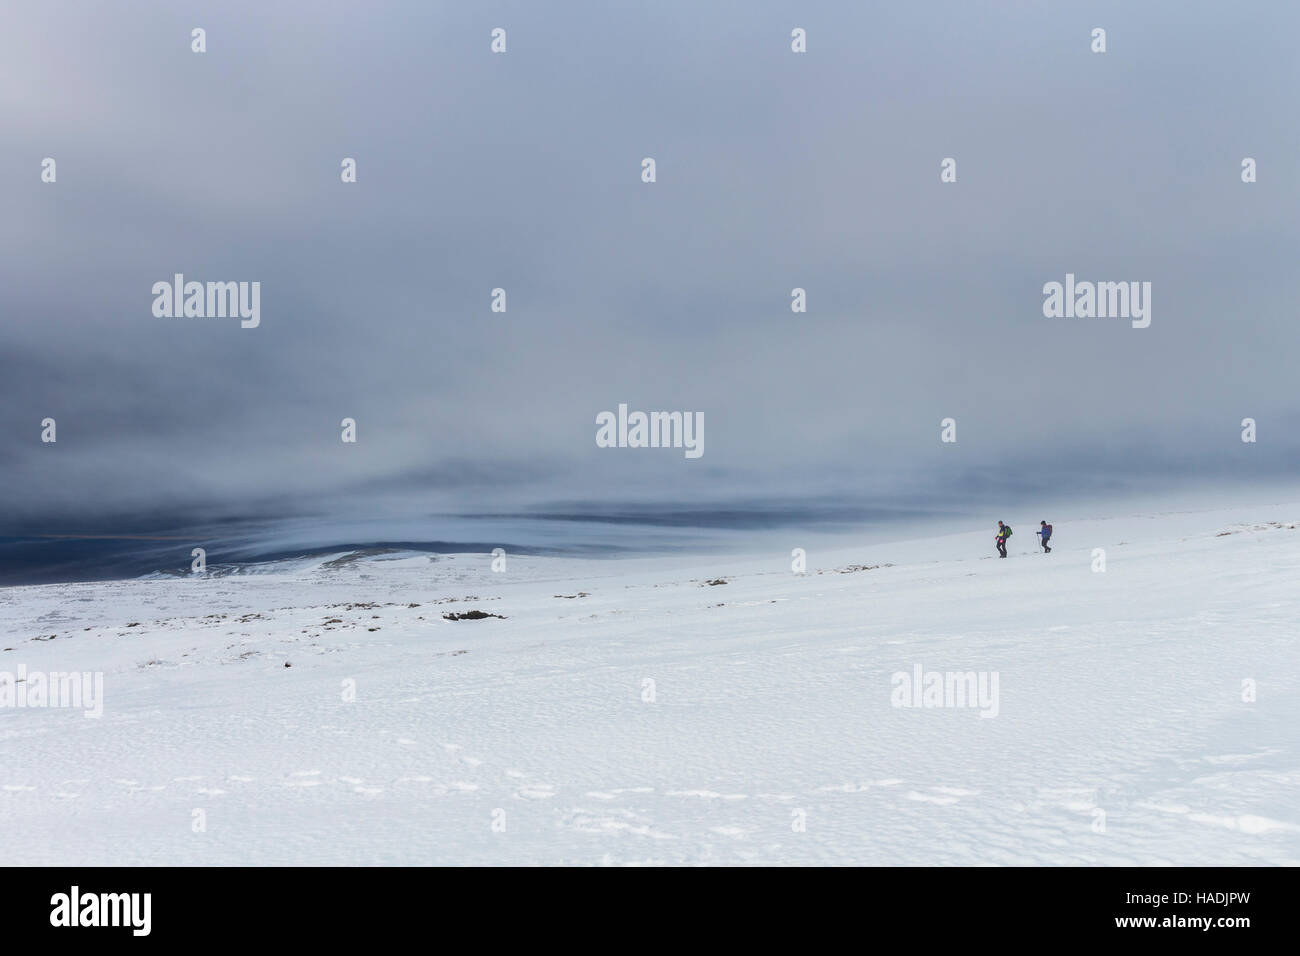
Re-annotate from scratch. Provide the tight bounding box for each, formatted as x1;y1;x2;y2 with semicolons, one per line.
1;504;1298;865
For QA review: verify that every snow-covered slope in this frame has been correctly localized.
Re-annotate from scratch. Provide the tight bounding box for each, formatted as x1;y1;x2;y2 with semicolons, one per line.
1;505;1297;865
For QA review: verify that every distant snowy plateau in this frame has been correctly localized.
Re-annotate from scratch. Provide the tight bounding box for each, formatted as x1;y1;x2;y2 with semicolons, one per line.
2;505;1296;865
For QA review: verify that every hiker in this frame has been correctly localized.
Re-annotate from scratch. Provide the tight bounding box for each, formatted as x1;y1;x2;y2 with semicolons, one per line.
996;521;1012;558
1038;520;1053;553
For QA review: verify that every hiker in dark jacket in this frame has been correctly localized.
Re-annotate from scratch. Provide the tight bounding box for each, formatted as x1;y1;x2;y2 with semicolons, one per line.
1038;521;1053;553
996;521;1012;558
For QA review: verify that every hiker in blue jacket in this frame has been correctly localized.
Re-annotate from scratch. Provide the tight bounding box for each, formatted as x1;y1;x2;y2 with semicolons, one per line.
1038;520;1053;553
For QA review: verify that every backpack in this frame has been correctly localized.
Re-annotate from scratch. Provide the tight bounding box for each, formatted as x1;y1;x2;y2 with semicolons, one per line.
1004;525;1012;537
1045;524;1052;535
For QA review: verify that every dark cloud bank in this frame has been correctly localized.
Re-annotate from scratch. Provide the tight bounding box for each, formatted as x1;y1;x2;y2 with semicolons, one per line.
2;1;1297;580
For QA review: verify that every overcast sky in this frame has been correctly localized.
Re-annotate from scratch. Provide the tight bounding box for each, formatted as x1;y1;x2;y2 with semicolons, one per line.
3;0;1298;532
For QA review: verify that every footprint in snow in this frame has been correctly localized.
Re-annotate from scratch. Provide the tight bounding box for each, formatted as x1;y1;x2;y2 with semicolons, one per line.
442;743;482;766
1187;813;1300;834
585;787;654;800
516;785;556;799
907;791;961;805
1202;751;1274;766
667;790;748;800
710;826;747;838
